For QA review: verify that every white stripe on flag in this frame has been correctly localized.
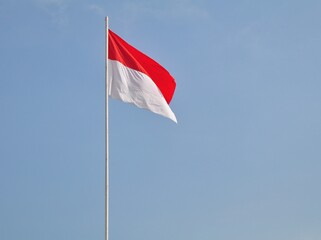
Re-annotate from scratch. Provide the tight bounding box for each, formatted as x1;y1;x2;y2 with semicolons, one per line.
108;60;177;123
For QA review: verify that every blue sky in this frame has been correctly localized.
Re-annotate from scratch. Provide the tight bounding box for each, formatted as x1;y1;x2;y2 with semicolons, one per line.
1;0;321;240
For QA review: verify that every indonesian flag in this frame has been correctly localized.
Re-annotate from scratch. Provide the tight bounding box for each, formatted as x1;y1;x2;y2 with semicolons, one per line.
108;30;177;123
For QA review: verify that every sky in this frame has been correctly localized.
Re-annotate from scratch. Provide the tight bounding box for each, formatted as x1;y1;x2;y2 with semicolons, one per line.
1;0;321;240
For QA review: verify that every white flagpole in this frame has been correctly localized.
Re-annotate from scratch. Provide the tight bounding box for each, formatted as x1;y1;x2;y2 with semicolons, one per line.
105;16;109;240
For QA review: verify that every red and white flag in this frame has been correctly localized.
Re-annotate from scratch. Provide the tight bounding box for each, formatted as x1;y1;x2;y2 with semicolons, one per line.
108;30;177;123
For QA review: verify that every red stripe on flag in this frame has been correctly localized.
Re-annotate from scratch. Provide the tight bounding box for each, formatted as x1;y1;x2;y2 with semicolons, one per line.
108;30;176;104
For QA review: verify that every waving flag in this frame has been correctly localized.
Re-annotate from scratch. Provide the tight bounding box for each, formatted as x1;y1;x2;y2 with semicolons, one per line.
108;30;177;122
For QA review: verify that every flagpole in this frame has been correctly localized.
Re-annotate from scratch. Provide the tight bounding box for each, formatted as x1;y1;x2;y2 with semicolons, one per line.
105;16;109;240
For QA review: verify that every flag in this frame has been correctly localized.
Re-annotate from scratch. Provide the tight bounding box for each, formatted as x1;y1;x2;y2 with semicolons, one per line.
108;30;177;123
